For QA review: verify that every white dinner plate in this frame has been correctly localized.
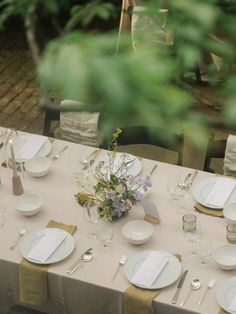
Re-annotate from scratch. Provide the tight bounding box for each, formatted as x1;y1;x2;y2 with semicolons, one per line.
92;152;142;179
20;228;75;264
124;250;182;289
216;276;236;314
9;135;52;162
193;176;236;209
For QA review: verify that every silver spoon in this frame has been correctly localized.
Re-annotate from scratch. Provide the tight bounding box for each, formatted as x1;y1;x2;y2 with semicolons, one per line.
67;250;93;275
51;145;68;160
180;279;201;306
10;227;26;250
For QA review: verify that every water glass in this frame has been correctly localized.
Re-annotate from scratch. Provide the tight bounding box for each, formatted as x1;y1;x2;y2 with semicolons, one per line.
96;218;113;251
83;200;99;237
196;235;213;266
182;214;196;233
182;214;201;258
226;224;236;244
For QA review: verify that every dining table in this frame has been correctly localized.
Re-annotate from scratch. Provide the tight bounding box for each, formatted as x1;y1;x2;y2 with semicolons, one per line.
0;127;234;314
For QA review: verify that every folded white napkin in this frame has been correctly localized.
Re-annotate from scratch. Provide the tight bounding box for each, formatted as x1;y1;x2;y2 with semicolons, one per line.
205;177;236;207
27;229;68;262
16;134;47;160
131;250;169;288
229;295;236;312
224;135;236;176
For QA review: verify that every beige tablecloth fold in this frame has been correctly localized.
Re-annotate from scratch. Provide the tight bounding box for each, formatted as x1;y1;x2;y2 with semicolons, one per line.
194;202;224;217
19;220;77;306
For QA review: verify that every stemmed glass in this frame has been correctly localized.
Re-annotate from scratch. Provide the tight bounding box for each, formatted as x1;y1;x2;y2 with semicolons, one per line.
83;200;99;237
68;154;91;193
196;235;213;266
96;217;113;251
167;174;182;202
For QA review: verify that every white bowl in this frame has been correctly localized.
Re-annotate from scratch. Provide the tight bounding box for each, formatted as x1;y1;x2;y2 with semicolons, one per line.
15;193;43;216
214;245;236;270
223;202;236;224
122;220;153;245
24;156;51;177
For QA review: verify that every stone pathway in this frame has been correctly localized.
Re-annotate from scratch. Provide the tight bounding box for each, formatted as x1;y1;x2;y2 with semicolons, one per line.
0;28;44;135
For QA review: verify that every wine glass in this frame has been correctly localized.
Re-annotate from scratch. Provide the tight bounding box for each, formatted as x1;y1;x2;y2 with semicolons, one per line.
196;235;213;266
167;174;182;202
182;213;201;258
83;200;99;237
96;218;113;251
68;154;91;192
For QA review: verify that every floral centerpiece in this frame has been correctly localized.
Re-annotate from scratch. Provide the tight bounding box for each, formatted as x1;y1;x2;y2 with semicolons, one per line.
75;129;152;220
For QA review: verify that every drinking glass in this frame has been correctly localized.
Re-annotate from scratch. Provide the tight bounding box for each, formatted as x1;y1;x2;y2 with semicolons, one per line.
167;175;182;202
83;200;99;237
196;235;213;266
68;154;91;191
182;214;201;258
96;218;113;251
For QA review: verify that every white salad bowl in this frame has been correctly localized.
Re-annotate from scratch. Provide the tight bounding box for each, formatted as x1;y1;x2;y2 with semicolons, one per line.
122;220;153;245
15;193;43;216
24;156;51;177
214;245;236;270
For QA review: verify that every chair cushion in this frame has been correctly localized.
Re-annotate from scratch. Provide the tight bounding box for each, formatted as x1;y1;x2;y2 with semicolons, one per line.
60;99;103;147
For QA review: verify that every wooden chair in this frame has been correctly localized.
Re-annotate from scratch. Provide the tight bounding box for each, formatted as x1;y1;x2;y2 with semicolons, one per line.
203;133;227;172
116;125;184;165
41;99;109;148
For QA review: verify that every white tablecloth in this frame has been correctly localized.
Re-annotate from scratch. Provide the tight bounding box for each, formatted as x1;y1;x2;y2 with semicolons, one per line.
0;129;231;314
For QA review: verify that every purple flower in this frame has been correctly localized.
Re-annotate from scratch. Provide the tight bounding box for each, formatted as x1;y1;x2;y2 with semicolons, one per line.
143;176;152;191
106;190;116;200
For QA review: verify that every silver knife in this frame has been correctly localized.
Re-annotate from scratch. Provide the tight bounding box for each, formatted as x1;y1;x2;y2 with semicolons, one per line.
189;170;198;185
66;248;92;274
171;270;188;304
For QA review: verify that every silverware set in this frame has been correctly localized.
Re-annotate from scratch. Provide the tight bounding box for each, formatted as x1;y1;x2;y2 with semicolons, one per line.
66;248;93;275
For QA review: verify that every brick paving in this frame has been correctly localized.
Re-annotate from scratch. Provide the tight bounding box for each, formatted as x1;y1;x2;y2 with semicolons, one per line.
0;27;44;135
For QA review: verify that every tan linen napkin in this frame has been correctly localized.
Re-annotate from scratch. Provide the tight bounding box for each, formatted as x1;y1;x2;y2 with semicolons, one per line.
218;309;228;314
123;254;181;314
124;285;160;314
19;220;77;305
194;202;224;218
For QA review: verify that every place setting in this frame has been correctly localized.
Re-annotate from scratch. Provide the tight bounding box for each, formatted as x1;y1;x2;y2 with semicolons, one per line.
18;220;77;306
193;175;236;217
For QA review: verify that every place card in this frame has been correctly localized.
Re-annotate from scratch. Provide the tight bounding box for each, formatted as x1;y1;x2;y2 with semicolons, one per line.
142;199;160;224
27;229;68;262
205;177;236;208
131;250;169;288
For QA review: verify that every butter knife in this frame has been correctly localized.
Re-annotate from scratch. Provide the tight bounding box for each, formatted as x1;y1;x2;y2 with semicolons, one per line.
66;248;92;274
189;170;198;185
171;270;188;304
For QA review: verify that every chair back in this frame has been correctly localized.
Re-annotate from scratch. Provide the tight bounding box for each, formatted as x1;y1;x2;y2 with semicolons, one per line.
116;126;184;165
203;133;227;172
